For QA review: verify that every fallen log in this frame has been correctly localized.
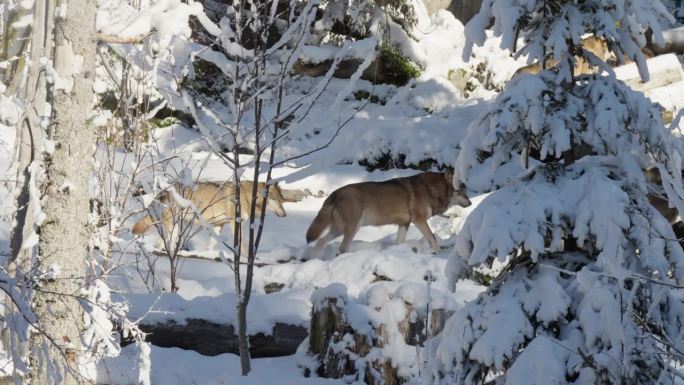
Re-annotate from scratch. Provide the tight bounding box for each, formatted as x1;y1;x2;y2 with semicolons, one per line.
293;57;386;84
614;54;684;124
645;26;684;56
128;319;307;357
614;53;683;92
648;80;684;125
280;187;324;202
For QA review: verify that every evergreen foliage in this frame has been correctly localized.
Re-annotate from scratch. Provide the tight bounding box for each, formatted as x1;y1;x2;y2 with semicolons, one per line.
425;1;684;384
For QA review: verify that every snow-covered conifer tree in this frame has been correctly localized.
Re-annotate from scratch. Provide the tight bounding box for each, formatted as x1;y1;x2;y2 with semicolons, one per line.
425;1;684;384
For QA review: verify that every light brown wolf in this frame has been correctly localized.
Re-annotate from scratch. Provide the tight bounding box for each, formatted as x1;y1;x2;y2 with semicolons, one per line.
515;36;613;77
305;171;471;255
644;168;681;224
132;181;287;251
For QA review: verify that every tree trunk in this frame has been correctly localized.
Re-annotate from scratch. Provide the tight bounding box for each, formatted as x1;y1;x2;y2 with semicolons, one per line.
3;0;51;371
28;0;97;382
237;301;251;375
1;1;32;90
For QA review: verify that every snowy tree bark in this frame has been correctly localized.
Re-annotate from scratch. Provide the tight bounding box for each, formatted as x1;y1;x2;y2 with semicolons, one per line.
3;0;51;375
29;0;97;382
1;0;32;91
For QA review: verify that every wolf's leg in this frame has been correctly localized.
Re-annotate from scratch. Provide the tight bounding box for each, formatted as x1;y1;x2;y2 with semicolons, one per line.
154;236;165;251
207;226;222;250
396;223;410;244
240;239;249;256
302;229;339;260
333;204;362;254
155;211;172;251
155;219;177;252
314;230;339;251
223;220;243;256
240;221;251;257
158;224;180;253
171;225;181;250
339;224;360;254
413;219;440;253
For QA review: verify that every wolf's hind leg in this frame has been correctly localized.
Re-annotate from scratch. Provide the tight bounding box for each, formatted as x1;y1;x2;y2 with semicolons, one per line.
333;204;362;254
314;230;339;251
301;229;339;260
207;225;223;250
396;223;409;244
338;224;360;254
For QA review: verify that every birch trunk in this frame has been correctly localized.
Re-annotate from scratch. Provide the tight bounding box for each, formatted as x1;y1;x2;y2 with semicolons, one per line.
29;0;97;382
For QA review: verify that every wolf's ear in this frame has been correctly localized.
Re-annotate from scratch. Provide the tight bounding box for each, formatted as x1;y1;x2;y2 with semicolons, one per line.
268;182;283;194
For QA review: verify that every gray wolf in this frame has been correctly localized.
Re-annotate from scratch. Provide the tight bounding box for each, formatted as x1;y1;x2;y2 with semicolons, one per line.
132;181;286;251
515;36;613;77
305;171;471;255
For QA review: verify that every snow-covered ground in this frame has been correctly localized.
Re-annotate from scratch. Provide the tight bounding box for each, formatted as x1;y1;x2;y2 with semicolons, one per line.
98;344;345;385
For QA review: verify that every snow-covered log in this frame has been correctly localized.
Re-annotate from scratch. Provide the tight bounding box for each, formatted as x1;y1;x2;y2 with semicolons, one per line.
134;320;307;357
646;26;684;55
614;53;684;92
279;187;325;203
292;58;387;84
614;54;684;123
649;81;684;124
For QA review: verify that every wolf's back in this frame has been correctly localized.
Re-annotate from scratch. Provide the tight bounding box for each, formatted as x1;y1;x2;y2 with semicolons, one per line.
131;215;155;235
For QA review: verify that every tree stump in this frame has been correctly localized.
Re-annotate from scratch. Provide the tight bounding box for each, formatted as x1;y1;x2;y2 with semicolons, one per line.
306;284;456;384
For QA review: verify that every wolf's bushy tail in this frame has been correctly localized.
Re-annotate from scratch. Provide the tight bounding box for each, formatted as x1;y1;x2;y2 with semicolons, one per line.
306;200;333;243
132;215;155;235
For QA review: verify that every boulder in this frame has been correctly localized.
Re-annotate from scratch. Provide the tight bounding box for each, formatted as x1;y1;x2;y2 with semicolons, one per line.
423;0;482;22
